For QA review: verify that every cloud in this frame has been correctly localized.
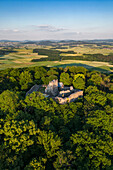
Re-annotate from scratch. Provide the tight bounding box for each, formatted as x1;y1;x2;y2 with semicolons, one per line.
13;29;20;32
0;29;21;33
31;25;67;32
0;26;113;40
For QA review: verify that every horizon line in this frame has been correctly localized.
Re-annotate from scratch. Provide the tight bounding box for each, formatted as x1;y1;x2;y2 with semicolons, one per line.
0;38;113;42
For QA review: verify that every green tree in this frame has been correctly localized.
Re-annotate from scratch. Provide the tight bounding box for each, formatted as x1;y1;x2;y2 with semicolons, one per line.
0;119;38;169
47;68;59;76
37;129;61;158
73;74;85;90
88;73;102;86
53;150;75;169
41;75;58;85
107;93;113;106
84;86;107;112
60;72;72;85
0;90;19;114
71;130;113;170
69;66;87;76
34;67;47;80
19;71;33;90
25;157;47;170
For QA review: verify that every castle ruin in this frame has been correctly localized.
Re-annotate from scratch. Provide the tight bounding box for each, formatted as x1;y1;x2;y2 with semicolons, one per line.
45;79;58;96
26;79;83;104
44;79;83;104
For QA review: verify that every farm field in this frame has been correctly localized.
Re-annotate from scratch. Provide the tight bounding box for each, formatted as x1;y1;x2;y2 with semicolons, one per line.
55;45;113;55
0;48;48;70
0;42;113;72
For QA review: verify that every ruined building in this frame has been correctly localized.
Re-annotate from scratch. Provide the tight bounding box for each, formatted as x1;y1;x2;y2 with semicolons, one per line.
26;79;83;104
45;79;58;96
55;90;83;105
26;84;40;97
45;79;83;104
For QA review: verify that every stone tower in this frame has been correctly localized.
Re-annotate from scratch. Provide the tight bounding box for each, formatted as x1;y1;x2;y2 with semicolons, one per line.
45;79;58;96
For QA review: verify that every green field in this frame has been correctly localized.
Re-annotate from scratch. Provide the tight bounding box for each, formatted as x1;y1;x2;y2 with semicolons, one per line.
0;44;113;72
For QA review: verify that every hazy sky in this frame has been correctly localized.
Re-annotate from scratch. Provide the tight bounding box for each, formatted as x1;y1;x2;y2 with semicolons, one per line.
0;0;113;40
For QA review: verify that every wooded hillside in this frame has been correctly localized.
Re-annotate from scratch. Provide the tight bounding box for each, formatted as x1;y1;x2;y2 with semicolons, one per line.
0;65;113;169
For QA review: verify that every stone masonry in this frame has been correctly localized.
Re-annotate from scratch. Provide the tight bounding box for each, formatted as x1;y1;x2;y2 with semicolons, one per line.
45;79;58;96
26;79;83;104
55;90;83;104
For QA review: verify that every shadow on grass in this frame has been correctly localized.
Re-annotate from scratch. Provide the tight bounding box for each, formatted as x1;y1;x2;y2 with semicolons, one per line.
54;63;111;73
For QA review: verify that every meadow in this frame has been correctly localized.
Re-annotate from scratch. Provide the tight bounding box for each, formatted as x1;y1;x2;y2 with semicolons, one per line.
0;43;113;72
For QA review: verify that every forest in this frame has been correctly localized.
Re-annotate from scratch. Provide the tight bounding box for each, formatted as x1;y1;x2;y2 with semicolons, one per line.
0;65;113;169
32;49;113;63
32;49;77;62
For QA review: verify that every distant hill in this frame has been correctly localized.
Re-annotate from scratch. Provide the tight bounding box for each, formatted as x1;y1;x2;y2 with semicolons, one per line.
0;39;113;46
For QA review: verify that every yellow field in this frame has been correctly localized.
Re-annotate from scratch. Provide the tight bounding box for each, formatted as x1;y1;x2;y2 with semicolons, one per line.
0;45;113;72
56;45;113;55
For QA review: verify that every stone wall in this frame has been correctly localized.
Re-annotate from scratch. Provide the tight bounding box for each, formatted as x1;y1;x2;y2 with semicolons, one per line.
55;90;83;104
45;79;58;96
26;84;40;96
68;90;83;102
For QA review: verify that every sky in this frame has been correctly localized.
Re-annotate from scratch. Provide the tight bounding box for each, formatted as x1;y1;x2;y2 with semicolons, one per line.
0;0;113;40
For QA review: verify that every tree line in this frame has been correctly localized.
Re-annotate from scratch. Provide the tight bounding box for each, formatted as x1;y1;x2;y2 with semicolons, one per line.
32;49;77;62
32;49;113;64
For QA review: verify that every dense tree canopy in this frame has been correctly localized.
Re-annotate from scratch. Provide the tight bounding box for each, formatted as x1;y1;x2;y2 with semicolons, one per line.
19;71;33;90
0;65;113;169
73;74;85;90
60;72;72;85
